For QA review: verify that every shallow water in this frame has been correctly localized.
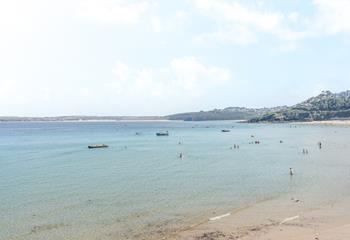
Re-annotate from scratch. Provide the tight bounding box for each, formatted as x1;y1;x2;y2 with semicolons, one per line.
1;121;350;239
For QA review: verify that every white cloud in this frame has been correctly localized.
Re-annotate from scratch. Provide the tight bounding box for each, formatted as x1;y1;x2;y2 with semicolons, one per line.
189;0;297;44
109;57;232;98
190;0;350;46
188;0;322;46
191;0;283;32
77;1;190;33
313;0;350;35
194;26;257;45
78;0;152;25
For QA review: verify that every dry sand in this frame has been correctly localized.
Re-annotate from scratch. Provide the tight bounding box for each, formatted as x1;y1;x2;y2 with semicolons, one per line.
296;120;350;126
168;196;350;240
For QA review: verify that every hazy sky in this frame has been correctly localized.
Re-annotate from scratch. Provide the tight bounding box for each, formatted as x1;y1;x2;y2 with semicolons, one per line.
1;0;350;116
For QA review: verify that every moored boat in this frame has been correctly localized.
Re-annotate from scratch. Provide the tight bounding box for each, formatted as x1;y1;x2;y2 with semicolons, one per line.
156;131;169;136
88;144;108;149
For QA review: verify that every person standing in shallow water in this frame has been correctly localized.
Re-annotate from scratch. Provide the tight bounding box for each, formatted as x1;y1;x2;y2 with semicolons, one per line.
289;168;294;176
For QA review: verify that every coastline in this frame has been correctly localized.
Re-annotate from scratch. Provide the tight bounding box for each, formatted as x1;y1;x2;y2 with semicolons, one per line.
170;195;350;240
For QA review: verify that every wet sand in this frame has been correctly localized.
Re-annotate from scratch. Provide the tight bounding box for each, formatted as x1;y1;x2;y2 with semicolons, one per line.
169;196;350;240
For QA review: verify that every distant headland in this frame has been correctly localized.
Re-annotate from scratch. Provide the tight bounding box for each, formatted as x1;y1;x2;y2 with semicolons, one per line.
168;90;350;122
248;90;350;123
1;90;350;123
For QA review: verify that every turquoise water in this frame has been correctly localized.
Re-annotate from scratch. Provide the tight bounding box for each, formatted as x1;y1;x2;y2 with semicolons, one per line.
1;121;350;239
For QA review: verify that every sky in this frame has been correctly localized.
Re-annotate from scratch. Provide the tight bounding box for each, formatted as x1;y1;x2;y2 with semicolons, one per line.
0;0;350;116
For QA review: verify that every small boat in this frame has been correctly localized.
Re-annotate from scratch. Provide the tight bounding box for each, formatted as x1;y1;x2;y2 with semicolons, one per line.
221;129;230;132
156;131;169;136
88;144;108;149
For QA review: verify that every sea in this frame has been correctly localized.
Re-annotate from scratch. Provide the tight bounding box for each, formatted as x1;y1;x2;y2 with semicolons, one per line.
1;121;350;239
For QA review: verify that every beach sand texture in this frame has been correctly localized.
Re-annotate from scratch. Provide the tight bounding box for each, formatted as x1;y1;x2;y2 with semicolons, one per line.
296;120;350;126
172;196;350;240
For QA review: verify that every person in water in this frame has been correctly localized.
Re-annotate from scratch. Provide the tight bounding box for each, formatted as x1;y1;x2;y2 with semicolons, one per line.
289;168;294;176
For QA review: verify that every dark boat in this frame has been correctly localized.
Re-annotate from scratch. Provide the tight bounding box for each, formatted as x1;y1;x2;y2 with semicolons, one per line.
88;144;108;149
221;129;230;132
156;131;169;136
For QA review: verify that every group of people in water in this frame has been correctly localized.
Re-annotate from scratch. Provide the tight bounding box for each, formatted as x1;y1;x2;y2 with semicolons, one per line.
292;141;323;175
248;140;261;144
302;141;323;155
176;133;323;178
248;135;261;145
302;148;309;154
230;144;240;149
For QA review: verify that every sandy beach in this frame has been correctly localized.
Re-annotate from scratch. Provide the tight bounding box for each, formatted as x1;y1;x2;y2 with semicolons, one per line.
170;195;350;240
296;120;350;126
